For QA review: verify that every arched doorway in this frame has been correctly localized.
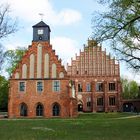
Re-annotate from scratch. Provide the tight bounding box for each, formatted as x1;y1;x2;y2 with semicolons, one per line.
52;103;60;116
36;103;44;116
78;101;83;112
20;103;28;116
123;103;133;112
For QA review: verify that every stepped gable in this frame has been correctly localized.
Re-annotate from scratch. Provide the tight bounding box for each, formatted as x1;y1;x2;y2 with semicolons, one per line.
12;41;67;79
67;39;119;77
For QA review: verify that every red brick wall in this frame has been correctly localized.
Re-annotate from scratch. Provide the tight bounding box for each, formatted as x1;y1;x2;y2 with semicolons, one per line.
8;39;122;118
8;41;78;118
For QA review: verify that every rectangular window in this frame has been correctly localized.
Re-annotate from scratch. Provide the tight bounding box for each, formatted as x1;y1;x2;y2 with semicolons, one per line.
96;83;103;92
53;81;60;92
86;83;91;92
97;97;103;106
19;82;25;92
77;71;79;74
87;102;91;107
37;81;43;92
109;97;116;106
78;83;83;92
109;83;115;91
87;97;91;107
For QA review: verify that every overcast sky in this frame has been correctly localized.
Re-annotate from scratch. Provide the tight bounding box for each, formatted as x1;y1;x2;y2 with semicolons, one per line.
1;0;140;83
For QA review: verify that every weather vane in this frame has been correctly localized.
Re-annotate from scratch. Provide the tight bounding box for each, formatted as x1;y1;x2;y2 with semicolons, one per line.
39;13;44;21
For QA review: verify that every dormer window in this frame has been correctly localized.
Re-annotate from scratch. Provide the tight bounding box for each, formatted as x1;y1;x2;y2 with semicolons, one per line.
38;29;43;35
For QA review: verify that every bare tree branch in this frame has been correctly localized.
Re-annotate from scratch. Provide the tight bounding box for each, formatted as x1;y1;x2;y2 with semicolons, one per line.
0;3;18;72
92;0;140;72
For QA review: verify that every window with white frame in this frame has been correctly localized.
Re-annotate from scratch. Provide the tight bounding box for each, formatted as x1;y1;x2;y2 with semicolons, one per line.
96;83;103;92
109;96;116;106
86;83;91;92
19;82;25;92
78;83;82;92
53;81;60;92
97;97;103;106
109;82;115;91
37;81;43;92
87;97;91;107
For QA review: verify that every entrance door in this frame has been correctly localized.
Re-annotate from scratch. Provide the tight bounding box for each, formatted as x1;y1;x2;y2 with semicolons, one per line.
123;103;133;112
20;103;28;116
78;101;83;112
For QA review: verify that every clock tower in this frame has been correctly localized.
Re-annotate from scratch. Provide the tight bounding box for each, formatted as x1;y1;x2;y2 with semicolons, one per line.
32;21;51;42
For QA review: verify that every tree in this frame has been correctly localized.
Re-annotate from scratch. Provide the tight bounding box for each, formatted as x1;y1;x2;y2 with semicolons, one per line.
0;75;8;111
92;0;140;72
0;3;17;39
0;3;18;71
0;43;4;72
4;47;26;77
121;78;139;99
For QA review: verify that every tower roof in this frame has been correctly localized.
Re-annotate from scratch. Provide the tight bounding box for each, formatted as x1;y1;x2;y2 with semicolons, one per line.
32;21;51;31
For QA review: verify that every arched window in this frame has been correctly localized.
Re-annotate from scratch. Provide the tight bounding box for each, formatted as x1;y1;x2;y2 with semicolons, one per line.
52;103;60;116
36;103;44;116
20;103;28;116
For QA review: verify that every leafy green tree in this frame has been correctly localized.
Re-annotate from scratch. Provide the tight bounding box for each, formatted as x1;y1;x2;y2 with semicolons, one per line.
121;78;139;99
92;0;140;72
0;75;8;111
4;47;26;77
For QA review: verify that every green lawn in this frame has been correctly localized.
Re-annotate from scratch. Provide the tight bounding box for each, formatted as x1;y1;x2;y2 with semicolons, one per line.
0;113;140;140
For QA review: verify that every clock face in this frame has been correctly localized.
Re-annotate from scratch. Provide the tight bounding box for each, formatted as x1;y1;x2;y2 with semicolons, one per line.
39;36;42;40
38;29;43;35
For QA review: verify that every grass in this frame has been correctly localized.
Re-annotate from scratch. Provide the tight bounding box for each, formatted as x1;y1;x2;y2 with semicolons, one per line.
0;113;140;140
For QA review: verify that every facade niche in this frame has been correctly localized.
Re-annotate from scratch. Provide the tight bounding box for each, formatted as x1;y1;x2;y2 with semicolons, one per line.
36;103;44;116
52;103;60;116
20;103;28;116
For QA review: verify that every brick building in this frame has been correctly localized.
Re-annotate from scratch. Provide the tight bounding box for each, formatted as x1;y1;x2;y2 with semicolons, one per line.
67;40;121;112
8;21;121;118
8;21;77;118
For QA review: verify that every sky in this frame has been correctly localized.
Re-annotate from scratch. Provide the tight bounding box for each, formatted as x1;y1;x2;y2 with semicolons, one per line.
0;0;140;83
